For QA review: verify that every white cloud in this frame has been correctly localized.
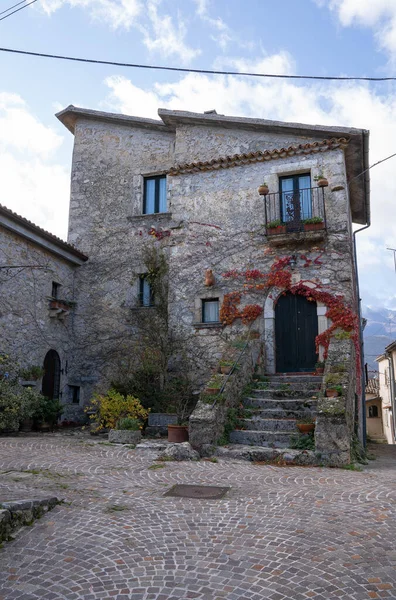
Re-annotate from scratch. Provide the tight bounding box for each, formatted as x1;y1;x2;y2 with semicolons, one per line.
0;94;69;239
319;0;396;59
40;0;142;30
103;63;396;306
141;0;201;64
194;0;232;49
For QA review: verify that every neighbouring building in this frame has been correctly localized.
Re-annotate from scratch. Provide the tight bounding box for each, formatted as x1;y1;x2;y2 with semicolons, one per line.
376;343;396;444
365;376;387;444
1;106;370;464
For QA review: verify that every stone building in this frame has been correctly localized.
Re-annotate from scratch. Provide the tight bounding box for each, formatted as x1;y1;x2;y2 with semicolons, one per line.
376;343;396;444
2;106;370;462
0;204;87;419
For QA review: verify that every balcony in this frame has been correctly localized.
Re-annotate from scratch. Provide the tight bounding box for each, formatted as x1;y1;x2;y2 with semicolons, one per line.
264;186;326;246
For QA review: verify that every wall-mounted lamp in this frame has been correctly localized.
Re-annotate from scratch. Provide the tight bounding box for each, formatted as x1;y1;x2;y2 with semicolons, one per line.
290;255;297;270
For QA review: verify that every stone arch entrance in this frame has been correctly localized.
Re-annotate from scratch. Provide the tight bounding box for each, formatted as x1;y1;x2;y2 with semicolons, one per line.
264;287;328;374
42;350;61;399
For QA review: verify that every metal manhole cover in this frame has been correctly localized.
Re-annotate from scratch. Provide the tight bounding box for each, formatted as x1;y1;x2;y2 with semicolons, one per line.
163;484;230;499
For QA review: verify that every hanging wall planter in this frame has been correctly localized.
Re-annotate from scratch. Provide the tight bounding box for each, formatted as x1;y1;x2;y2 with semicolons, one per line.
258;183;269;196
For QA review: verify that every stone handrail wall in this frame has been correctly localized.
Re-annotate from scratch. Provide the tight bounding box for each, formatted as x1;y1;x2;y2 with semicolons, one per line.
189;339;263;454
315;335;356;466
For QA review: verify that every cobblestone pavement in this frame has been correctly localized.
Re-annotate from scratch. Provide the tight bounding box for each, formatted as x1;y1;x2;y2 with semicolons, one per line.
1;435;396;600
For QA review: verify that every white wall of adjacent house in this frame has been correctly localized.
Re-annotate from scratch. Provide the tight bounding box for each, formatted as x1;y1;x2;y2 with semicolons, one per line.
377;356;395;445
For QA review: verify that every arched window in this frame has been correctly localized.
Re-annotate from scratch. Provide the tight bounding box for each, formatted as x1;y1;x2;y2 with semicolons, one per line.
42;350;61;400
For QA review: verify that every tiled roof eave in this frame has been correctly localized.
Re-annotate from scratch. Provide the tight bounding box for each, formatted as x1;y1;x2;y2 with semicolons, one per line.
168;138;349;176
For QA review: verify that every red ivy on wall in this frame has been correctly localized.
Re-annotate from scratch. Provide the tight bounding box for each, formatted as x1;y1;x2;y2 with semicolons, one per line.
220;255;361;390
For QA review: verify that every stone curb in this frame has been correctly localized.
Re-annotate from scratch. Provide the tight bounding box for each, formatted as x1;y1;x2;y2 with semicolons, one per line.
0;496;60;543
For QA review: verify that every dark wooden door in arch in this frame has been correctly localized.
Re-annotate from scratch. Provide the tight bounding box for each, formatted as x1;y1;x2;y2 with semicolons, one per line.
42;350;61;399
275;293;318;373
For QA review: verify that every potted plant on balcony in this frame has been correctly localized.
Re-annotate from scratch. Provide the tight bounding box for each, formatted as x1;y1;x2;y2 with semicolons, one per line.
266;219;286;235
303;217;325;232
314;173;328;187
258;181;269;196
296;417;315;434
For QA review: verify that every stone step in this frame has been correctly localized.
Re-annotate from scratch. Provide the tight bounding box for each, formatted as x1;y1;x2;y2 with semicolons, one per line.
250;388;320;400
240;418;298;432
249;407;316;419
254;382;322;392
264;375;322;384
229;430;294;448
244;397;318;411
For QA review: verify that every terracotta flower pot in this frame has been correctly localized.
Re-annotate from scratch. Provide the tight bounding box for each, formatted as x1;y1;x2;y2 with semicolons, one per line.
315;367;324;375
297;423;315;434
304;222;325;232
205;387;220;395
317;178;328;187
267;225;286;235
220;365;232;375
258;185;269;196
167;425;189;443
326;389;339;398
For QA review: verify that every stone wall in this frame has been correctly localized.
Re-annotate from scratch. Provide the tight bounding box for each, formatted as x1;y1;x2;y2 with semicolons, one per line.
315;336;356;466
189;339;262;453
0;497;59;543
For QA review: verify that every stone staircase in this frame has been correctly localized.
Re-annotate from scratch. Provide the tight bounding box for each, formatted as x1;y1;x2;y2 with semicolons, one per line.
229;374;321;449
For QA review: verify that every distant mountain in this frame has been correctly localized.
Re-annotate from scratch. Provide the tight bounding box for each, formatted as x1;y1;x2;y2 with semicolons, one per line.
362;306;396;372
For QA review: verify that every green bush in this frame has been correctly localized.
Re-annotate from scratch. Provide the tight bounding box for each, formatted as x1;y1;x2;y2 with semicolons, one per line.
116;417;140;431
290;432;315;450
33;396;63;426
0;381;44;432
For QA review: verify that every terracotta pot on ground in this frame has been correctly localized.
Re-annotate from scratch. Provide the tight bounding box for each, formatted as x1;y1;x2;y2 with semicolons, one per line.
168;425;189;443
304;222;325;232
297;423;315;434
326;389;339;398
258;184;269;196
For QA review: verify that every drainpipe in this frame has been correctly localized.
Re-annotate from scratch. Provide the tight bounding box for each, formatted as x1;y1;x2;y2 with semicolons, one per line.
351;130;371;447
385;351;396;443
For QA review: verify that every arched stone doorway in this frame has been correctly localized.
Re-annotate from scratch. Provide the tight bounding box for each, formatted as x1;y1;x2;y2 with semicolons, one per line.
42;350;61;399
275;292;318;372
264;286;328;374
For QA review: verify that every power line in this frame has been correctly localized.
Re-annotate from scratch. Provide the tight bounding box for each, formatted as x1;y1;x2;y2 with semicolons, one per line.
0;0;29;17
0;0;38;22
2;45;396;81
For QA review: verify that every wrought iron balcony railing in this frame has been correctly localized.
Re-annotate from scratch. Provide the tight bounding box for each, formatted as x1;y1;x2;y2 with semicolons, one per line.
264;186;326;235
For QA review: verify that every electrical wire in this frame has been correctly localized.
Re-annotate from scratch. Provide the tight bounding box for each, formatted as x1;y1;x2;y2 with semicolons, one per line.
2;45;396;81
0;0;38;22
0;0;29;17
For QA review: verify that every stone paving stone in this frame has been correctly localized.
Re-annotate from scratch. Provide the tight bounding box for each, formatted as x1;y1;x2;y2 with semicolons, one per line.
0;436;396;599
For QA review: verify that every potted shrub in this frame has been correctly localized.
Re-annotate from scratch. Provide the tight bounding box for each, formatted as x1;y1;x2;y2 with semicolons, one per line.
258;182;269;196
205;374;223;395
219;360;234;375
314;174;328;187
326;385;343;398
296;417;315;434
303;216;325;232
266;219;286;235
315;361;325;375
165;377;195;443
33;396;63;432
109;417;142;444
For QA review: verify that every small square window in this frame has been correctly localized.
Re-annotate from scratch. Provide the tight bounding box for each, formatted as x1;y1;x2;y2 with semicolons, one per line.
202;299;219;323
368;405;379;418
139;276;154;307
69;385;80;404
143;175;167;214
52;281;61;299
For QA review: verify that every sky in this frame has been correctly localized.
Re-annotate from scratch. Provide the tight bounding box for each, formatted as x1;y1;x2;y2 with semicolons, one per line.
2;0;396;311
